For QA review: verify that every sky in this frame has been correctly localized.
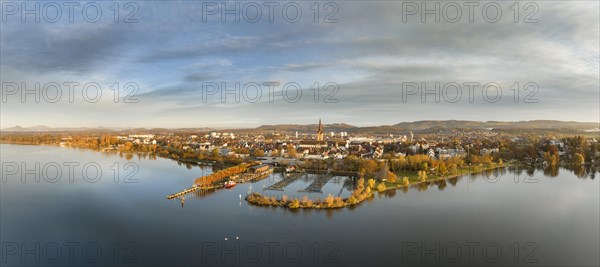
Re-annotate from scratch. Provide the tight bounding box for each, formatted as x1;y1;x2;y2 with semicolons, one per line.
1;1;599;128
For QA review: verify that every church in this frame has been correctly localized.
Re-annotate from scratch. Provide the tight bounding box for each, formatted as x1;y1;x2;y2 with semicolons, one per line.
316;118;324;141
298;119;327;149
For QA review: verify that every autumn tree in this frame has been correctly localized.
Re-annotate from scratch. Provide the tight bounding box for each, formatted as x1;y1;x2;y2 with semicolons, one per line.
573;153;585;165
418;170;427;182
367;178;375;188
436;162;448;176
252;149;264;157
286;145;297;158
543;151;559;167
211;148;220;158
377;182;386;192
324;194;334;207
388;172;397;182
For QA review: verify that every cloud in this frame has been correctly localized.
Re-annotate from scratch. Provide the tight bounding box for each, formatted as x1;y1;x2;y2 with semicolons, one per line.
1;1;598;127
1;22;137;75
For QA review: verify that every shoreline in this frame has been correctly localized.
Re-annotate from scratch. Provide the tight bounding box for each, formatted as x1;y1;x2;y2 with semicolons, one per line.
246;164;508;209
2;142;597;210
0;141;234;168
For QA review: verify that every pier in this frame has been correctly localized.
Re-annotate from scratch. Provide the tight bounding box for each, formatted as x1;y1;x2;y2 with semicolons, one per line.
238;168;274;183
167;164;273;200
299;174;333;193
265;172;304;191
166;186;216;199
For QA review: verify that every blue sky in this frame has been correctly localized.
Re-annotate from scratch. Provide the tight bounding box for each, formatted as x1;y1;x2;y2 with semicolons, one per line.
1;1;599;128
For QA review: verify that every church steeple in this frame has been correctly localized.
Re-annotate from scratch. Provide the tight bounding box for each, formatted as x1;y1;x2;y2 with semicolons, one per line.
316;118;324;141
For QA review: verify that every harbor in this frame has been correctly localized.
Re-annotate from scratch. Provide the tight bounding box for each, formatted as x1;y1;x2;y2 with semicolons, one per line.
166;162;274;199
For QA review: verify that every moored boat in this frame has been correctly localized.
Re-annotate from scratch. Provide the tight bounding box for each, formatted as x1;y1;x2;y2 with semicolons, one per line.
224;180;237;188
285;165;296;173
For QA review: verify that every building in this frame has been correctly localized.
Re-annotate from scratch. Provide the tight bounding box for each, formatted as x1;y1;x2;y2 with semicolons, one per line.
249;164;271;173
298;140;328;149
427;148;436;159
375;161;394;181
373;146;384;158
316;119;324;141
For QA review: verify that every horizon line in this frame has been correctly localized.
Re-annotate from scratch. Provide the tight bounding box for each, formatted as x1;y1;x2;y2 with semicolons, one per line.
3;119;600;131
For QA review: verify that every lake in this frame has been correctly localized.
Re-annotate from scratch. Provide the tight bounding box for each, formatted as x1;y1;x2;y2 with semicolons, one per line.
1;144;598;266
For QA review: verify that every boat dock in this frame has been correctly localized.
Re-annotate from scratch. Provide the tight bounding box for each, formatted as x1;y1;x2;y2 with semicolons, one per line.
298;174;333;193
238;168;274;183
265;172;304;191
167;166;274;200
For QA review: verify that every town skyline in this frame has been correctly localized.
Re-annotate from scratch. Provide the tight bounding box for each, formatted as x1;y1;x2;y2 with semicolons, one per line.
2;118;599;132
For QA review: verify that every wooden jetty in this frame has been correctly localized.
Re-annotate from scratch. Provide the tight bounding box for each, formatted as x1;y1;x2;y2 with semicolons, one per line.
166;186;216;199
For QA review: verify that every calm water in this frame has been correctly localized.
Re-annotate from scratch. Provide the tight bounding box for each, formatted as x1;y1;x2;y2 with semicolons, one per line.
1;144;598;266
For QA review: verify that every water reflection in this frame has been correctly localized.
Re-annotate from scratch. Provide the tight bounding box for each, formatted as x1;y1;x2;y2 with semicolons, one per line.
382;188;397;197
436;180;447;191
4;145;598;266
544;166;559;177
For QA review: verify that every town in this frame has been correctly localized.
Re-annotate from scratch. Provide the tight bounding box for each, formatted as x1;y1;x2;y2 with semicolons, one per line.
2;120;599;209
2;120;598;170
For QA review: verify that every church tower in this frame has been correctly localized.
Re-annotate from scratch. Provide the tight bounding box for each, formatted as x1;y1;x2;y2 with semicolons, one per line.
316;119;324;141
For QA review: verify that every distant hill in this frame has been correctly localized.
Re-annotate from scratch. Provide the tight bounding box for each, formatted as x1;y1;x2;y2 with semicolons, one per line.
2;120;597;134
1;126;216;133
1;125;124;132
255;123;357;133
393;120;599;130
253;120;598;134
